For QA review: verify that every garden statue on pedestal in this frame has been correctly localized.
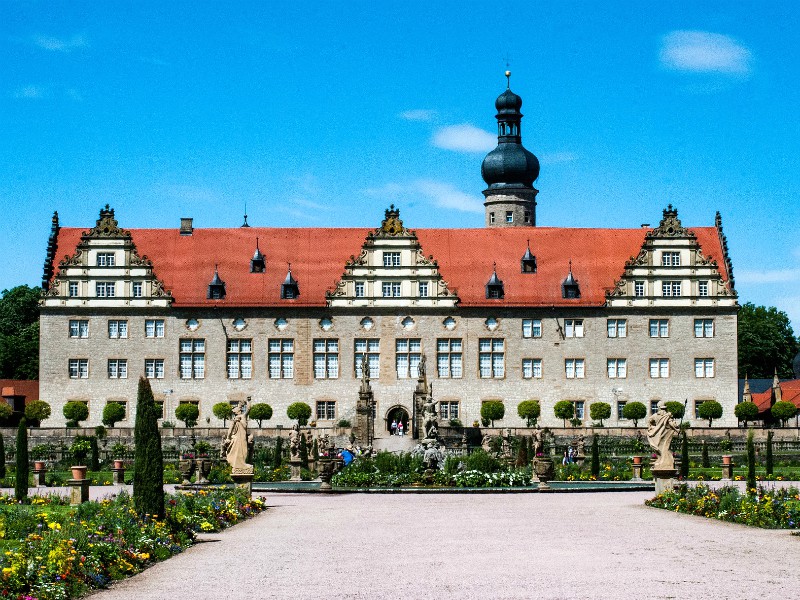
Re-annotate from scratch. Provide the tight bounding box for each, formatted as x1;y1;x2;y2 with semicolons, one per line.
647;400;680;495
422;393;439;442
222;400;254;475
288;423;303;481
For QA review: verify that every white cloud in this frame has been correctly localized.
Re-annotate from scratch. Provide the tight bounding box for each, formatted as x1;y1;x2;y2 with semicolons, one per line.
365;180;482;213
736;268;800;284
540;152;578;165
32;34;88;52
432;124;495;153
660;31;752;75
13;85;45;99
400;109;437;122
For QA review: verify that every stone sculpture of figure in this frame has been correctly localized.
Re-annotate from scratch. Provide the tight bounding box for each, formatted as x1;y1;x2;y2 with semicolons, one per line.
481;434;492;453
422;395;439;440
647;400;680;471
423;441;443;470
319;434;330;457
289;423;302;461
501;428;513;458
531;428;543;456
222;399;254;474
574;434;586;457
418;354;427;379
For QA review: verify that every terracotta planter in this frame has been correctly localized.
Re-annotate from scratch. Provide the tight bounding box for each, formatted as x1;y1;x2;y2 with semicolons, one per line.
722;455;732;466
633;456;642;465
113;459;125;470
71;465;88;480
34;461;46;471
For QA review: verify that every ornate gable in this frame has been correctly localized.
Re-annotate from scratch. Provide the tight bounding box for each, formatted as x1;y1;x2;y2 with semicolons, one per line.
326;206;458;308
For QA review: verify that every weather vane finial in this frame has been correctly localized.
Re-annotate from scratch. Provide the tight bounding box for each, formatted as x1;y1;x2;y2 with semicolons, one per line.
503;54;511;88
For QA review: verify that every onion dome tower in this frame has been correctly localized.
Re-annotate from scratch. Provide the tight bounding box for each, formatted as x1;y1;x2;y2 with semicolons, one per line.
481;71;540;227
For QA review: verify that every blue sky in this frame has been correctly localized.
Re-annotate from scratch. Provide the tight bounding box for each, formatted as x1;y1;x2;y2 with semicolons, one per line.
2;1;799;329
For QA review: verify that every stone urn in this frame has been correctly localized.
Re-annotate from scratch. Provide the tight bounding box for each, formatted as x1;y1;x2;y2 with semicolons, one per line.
533;457;554;490
178;458;195;485
70;465;88;480
318;457;334;491
196;457;213;484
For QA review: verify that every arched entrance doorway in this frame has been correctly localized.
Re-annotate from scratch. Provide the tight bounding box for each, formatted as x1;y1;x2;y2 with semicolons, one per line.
385;405;410;436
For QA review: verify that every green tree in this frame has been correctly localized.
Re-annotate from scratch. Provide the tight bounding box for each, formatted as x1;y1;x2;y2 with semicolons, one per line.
212;402;234;426
89;436;100;471
299;433;309;469
589;402;611;426
771;401;797;427
0;433;5;479
0;285;40;380
766;431;774;476
701;441;710;468
273;437;283;469
481;401;505;427
517;400;540;427
697;400;723;427
102;402;126;427
133;377;164;518
746;428;757;492
15;418;28;502
249;403;273;427
287;402;312;426
680;431;689;478
63;401;89;427
175;403;199;428
24;400;51;425
738;302;799;379
0;402;12;423
553;401;575;427
665;401;685;419
590;435;600;477
734;401;759;427
622;401;647;428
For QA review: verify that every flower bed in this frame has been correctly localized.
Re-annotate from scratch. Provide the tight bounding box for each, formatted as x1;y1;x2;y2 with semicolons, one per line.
0;489;265;599
646;483;800;529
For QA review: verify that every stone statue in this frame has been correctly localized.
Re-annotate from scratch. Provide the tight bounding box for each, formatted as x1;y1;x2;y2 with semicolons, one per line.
647;400;680;471
501;428;513;459
289;423;302;460
573;434;585;457
222;399;254;474
418;354;426;379
422;394;439;441
359;354;370;393
423;441;444;470
481;434;493;453
531;428;543;456
319;434;330;457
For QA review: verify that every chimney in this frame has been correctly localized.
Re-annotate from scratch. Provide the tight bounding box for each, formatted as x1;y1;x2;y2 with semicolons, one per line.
180;218;193;236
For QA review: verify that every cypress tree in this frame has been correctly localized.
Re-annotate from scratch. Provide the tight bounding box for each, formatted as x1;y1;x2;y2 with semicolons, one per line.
517;436;529;467
299;433;309;469
273;436;283;469
680;431;689;478
0;433;6;479
701;441;710;468
590;435;600;477
133;377;164;518
746;428;757;492
15;418;29;502
89;436;100;471
312;437;319;462
766;430;774;476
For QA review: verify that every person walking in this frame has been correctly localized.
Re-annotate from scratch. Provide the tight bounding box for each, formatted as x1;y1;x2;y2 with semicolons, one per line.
391;419;397;436
398;420;404;436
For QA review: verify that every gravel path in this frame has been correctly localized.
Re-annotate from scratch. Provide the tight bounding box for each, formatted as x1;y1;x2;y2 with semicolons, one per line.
92;490;800;600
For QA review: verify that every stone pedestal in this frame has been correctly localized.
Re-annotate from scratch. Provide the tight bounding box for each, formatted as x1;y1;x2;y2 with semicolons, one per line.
354;389;375;446
319;457;335;491
68;479;90;505
232;473;254;498
631;463;643;481
721;456;734;481
111;467;126;485
652;468;677;496
289;458;302;482
33;468;47;487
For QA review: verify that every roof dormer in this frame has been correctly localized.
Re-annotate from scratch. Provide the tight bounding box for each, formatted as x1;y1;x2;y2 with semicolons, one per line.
485;264;504;299
521;240;537;273
250;238;265;273
561;261;580;299
281;265;299;299
207;266;226;300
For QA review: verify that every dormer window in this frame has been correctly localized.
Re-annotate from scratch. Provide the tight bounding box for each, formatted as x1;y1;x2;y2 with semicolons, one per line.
207;267;226;300
485;265;504;299
521;242;537;273
281;266;299;299
562;262;580;299
250;238;265;273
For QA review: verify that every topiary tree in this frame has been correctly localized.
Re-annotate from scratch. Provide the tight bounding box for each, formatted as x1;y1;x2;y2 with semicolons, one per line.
734;401;759;427
622;402;647;428
480;401;505;427
15;417;28;502
680;431;689;478
590;435;600;477
0;433;5;479
102;402;126;428
697;400;723;427
249;403;273;428
553;401;575;428
24;400;51;426
0;402;12;424
212;402;234;426
517;400;540;427
766;430;774;476
589;402;611;427
665;401;685;419
63;401;89;428
771;401;797;427
175;403;199;428
287;402;312;426
746;428;756;492
133;376;164;519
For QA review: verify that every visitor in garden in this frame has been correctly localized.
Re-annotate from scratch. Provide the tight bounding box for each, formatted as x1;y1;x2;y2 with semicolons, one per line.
339;447;354;466
398;421;404;436
391;419;397;435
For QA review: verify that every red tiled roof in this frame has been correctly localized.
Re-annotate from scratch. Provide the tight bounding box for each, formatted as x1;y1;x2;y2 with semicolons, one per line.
753;380;800;413
0;380;39;402
51;225;731;308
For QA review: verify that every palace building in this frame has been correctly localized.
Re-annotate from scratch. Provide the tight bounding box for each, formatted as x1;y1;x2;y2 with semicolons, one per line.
39;79;739;432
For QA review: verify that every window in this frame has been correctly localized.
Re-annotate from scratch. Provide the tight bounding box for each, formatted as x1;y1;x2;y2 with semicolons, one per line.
695;358;715;378
268;339;294;379
96;252;115;266
396;338;422;378
489;212;495;224
313;339;339;379
522;358;543;379
565;358;585;379
634;281;645;297
68;358;88;379
607;358;627;378
69;281;79;297
649;358;670;378
617;401;627;420
607;319;627;338
145;358;164;379
698;280;709;297
179;339;205;379
227;339;253;379
355;282;365;298
107;359;127;379
355;339;380;378
440;401;459;420
69;320;89;338
573;400;585;420
132;282;143;298
524;211;531;224
419;282;429;298
383;252;401;267
479;338;505;378
650;400;659;414
95;282;116;297
145;319;165;338
505;211;513;223
316;400;336;421
564;319;584;338
661;251;681;266
662;281;682;297
382;282;401;297
522;319;542;338
108;320;128;339
694;319;714;338
436;339;462;378
649;319;669;338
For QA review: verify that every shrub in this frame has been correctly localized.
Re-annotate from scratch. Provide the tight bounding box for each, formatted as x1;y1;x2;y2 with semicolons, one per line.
734;401;759;427
553;401;574;427
0;402;13;423
287;402;312;426
63;401;89;427
463;448;503;473
622;402;647;428
766;431;774;476
746;428;756;492
300;433;309;469
771;401;797;426
697;400;723;427
589;402;611;427
273;437;284;469
680;431;689;478
449;418;463;428
665;401;685;419
0;433;5;479
175;403;199;428
89;435;100;470
249;403;273;427
102;402;126;427
517;400;541;427
15;418;28;502
213;402;234;426
701;441;710;468
590;435;600;477
481;401;505;427
70;437;92;465
110;441;129;458
134;376;164;519
337;419;351;427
